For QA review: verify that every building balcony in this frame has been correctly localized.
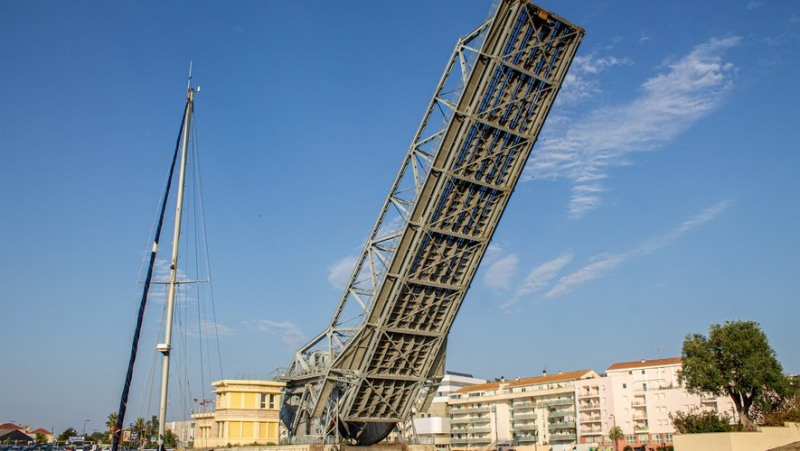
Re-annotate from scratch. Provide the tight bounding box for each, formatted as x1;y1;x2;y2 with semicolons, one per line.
466;406;490;414
467;435;492;444
634;425;649;432
512;423;538;432
468;426;491;433
512;413;537;420
549;421;576;429
550;433;577;442
578;390;601;398
578;403;601;410
548;409;573;418
450;417;470;424
580;428;603;435
468;416;491;423
547;398;575;407
579;415;601;423
451;438;469;444
515;435;538;443
512;401;536;409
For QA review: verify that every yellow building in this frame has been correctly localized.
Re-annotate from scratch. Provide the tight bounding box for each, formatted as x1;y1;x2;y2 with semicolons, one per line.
192;379;285;448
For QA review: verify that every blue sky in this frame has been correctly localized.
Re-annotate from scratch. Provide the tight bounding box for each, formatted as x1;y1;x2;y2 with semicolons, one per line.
1;0;798;435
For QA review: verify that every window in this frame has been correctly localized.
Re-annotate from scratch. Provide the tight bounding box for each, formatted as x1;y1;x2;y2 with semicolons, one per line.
653;434;663;444
625;435;635;444
269;394;276;409
622;383;627;389
217;422;224;438
642;370;646;375
666;433;674;443
260;394;267;409
638;434;648;444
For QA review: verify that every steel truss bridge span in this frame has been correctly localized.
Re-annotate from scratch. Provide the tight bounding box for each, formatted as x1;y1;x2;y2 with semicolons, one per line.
280;0;584;445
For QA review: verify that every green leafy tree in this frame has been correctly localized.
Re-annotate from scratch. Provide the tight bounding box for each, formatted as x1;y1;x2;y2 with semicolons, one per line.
88;431;104;444
680;320;789;430
608;425;623;451
164;429;177;448
670;408;734;433
133;418;146;446
34;433;47;444
58;428;79;443
147;415;159;443
105;412;118;442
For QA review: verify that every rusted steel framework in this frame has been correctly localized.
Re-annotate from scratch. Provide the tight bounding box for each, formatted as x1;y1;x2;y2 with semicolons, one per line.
280;0;584;445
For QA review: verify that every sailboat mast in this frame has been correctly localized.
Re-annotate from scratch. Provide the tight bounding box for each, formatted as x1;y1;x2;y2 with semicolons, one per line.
157;85;194;451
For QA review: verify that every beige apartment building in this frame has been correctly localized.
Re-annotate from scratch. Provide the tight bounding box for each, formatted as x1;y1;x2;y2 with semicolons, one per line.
192;379;284;447
438;358;735;450
448;369;600;449
411;372;487;448
597;357;735;449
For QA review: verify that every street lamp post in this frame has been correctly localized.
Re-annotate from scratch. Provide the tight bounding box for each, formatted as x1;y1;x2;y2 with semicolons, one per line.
84;420;90;436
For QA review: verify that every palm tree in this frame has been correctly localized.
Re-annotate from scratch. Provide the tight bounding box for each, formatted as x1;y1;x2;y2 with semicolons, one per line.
134;418;146;447
106;412;118;444
608;425;624;451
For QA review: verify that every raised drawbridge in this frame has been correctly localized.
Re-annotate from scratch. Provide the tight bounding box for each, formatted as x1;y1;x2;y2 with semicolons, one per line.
280;0;584;445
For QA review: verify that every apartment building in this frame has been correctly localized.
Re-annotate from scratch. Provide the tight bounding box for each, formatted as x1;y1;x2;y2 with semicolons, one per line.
436;358;737;450
412;372;487;448
448;369;600;449
574;357;736;449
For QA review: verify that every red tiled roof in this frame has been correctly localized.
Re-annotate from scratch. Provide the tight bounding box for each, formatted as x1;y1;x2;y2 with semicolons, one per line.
0;423;22;430
455;369;596;394
454;380;502;394
607;357;682;371
32;428;52;434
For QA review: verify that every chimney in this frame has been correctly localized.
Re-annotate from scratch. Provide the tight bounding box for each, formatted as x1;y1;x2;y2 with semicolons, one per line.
542;369;547;377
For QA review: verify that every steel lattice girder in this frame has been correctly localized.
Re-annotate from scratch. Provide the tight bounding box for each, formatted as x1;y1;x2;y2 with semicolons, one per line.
281;0;584;444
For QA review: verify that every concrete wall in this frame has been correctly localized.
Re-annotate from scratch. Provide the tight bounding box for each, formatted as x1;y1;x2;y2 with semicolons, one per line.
673;422;800;451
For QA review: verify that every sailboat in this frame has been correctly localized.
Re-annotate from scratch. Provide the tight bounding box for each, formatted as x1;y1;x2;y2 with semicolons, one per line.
112;74;198;451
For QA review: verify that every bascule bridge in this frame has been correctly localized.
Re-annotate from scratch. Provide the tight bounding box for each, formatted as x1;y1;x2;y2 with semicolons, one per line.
280;0;584;445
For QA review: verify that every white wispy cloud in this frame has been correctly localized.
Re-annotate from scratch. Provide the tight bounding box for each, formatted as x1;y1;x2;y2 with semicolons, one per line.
327;255;358;289
502;253;574;310
483;254;519;290
185;320;234;339
545;199;732;298
529;37;740;218
557;53;632;105
516;253;574;297
245;319;306;349
484;242;504;263
544;253;627;299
